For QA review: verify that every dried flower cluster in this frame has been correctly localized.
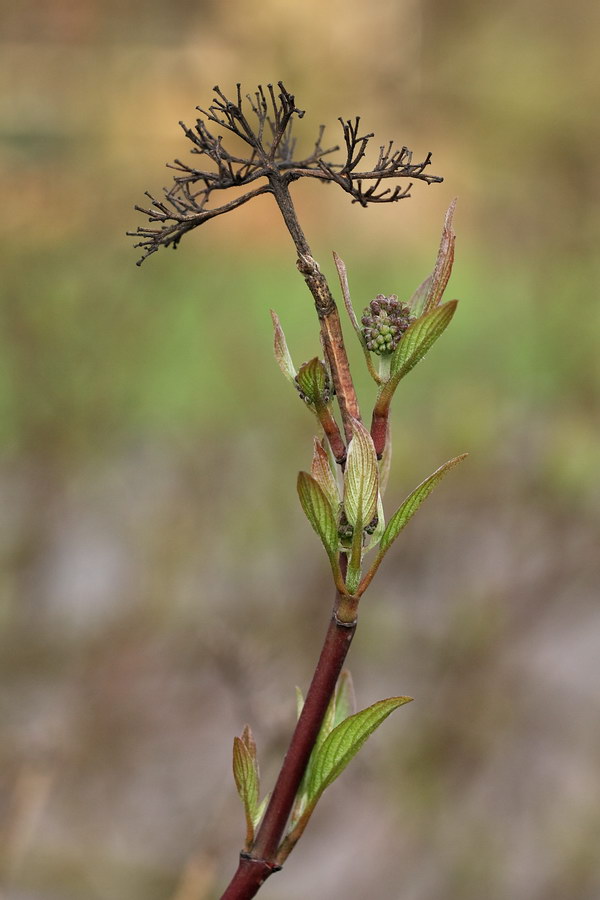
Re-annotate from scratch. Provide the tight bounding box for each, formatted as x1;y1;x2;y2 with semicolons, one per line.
129;82;442;265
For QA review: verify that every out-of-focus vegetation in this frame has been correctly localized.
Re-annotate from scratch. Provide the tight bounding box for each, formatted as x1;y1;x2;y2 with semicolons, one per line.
1;1;599;898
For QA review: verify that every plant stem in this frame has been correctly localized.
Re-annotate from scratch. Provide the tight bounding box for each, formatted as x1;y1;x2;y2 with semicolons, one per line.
220;185;362;899
270;179;361;440
220;594;358;899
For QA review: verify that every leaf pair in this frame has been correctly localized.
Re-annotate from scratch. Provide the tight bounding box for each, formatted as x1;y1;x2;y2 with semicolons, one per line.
297;421;381;595
277;672;412;863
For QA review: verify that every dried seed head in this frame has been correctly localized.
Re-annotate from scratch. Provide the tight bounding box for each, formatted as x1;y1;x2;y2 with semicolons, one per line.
361;294;414;355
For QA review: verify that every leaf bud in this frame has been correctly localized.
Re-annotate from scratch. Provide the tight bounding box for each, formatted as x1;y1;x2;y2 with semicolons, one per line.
295;358;334;406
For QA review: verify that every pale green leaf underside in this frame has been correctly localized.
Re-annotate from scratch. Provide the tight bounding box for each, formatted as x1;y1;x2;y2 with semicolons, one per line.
305;696;412;807
311;439;340;513
232;736;259;842
270;309;296;384
333;670;356;727
252;793;270;829
344;419;379;528
297;471;339;556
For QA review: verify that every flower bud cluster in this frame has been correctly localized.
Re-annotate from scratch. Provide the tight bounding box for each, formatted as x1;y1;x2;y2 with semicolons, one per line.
361;294;414;355
338;510;379;544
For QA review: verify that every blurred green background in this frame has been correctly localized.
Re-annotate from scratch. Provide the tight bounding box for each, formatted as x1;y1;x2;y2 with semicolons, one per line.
1;1;599;898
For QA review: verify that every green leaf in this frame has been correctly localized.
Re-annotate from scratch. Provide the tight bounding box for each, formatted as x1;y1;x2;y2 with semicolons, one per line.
333;670;356;727
311;438;340;512
357;453;467;597
378;453;468;557
389;299;458;383
252;793;270;830
290;671;356;832
297;471;339;557
343;419;379;529
232;726;260;849
271;309;296;385
305;696;412;807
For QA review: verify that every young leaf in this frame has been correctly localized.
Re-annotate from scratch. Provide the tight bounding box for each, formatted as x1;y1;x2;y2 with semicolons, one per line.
333;670;356;727
423;198;456;315
232;730;260;849
407;272;433;318
270;310;296;385
297;471;339;556
252;793;270;830
343;419;379;529
289;670;355;833
358;453;467;595
333;251;382;384
389;299;458;383
311;438;340;513
379;453;467;555
305;696;412;807
297;472;345;592
296;357;330;406
373;300;457;417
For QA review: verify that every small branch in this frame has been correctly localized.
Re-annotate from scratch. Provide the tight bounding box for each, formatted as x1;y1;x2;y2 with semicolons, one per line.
220;595;358;899
128;185;271;263
269;180;361;443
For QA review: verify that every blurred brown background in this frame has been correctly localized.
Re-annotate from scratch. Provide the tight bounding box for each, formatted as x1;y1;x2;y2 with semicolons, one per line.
1;1;599;898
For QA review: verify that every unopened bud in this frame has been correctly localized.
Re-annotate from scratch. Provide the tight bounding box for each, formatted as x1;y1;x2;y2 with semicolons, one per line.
361;294;414;355
295;358;334;406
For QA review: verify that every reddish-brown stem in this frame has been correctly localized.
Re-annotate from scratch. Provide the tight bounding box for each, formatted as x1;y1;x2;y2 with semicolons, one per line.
316;403;347;464
270;179;361;440
371;408;389;459
220;594;357;899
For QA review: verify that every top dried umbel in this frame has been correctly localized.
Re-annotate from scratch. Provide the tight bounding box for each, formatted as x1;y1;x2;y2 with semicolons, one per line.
129;82;442;264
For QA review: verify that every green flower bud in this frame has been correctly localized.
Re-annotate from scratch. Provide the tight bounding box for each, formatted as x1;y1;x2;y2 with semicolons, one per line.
360;294;414;356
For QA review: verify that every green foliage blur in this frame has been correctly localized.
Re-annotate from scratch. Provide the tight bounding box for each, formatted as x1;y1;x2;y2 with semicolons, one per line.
1;2;599;899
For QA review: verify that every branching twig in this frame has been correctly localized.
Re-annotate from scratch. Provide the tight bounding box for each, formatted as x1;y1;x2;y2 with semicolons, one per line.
128;81;441;266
